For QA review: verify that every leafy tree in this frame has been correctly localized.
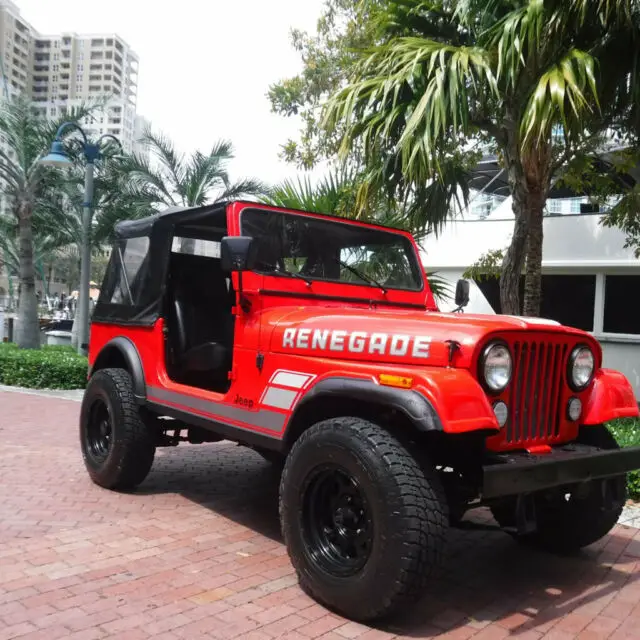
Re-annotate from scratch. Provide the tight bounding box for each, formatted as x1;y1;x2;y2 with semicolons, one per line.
323;0;640;316
116;129;269;214
0;96;95;348
269;0;381;170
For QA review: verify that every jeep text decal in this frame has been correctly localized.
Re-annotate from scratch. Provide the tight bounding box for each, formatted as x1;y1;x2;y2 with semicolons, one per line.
282;328;431;358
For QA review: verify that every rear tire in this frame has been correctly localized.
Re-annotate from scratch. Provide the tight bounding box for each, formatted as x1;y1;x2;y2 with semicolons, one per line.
80;368;156;491
491;425;626;553
279;417;448;622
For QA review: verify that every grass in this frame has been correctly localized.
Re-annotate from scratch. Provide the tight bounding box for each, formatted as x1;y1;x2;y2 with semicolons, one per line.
607;417;640;500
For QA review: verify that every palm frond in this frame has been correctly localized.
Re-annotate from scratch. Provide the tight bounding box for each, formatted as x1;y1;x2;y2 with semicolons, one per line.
521;49;599;147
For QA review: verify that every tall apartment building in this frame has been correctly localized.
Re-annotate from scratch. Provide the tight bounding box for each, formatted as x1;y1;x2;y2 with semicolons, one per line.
0;0;149;308
0;0;147;155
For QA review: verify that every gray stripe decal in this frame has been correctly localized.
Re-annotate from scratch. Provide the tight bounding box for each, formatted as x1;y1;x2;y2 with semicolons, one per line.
262;387;298;410
147;386;286;432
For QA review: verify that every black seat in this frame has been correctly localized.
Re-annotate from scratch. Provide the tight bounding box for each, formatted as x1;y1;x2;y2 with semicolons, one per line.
166;253;235;390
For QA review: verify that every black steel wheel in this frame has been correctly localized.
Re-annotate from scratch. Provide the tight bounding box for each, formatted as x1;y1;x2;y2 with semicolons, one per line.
80;368;155;491
302;465;373;576
85;399;112;464
280;416;448;622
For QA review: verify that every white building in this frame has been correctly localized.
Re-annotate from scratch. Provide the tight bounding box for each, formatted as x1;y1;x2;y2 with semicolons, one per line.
0;0;148;154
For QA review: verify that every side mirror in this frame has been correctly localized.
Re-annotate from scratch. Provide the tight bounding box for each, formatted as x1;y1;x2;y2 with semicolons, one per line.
221;236;256;272
454;278;470;310
220;236;256;313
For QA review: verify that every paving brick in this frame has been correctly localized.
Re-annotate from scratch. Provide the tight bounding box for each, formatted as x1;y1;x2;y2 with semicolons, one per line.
2;390;640;640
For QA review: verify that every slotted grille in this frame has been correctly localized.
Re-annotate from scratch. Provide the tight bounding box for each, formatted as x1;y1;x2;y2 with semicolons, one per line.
506;341;568;444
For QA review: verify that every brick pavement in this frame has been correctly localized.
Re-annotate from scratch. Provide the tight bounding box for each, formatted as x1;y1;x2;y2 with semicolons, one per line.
0;389;639;640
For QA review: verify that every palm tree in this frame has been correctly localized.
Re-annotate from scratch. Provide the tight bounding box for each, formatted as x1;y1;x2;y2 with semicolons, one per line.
263;168;452;302
0;212;62;299
0;96;96;348
324;0;640;316
117;129;269;216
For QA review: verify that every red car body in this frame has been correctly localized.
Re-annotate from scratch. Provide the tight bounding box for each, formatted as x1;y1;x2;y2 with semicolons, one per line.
88;201;638;457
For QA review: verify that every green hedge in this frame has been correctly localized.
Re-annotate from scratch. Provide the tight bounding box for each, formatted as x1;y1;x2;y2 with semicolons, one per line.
608;418;640;500
0;343;88;390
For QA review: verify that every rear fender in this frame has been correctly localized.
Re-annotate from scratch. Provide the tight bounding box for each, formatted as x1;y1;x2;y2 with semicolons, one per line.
89;337;146;404
582;368;640;425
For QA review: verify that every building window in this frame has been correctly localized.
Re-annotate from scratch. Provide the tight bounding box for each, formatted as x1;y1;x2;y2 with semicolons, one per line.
547;199;562;214
570;198;583;213
603;275;640;334
475;274;596;331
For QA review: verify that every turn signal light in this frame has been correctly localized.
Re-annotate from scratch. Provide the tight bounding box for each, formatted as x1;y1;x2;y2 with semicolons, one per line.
378;374;413;389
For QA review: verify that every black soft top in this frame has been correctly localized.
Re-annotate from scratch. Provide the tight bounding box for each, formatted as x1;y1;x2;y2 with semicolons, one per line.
114;202;228;239
94;202;230;325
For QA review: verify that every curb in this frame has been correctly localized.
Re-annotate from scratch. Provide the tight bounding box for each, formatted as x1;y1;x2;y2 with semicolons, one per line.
0;384;84;402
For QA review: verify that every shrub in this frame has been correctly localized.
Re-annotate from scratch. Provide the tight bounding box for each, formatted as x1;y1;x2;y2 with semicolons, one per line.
0;343;88;390
608;418;640;500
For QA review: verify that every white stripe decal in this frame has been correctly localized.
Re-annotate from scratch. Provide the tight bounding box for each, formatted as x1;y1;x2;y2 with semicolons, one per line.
262;387;298;410
272;371;312;389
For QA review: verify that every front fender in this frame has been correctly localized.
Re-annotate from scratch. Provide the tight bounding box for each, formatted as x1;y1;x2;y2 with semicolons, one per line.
582;368;639;425
412;368;500;433
292;367;500;435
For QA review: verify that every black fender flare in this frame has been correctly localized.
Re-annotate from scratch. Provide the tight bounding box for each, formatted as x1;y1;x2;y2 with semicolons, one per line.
288;376;443;435
90;337;146;403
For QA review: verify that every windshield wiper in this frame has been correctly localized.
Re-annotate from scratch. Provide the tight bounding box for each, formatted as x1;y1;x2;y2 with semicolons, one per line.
271;266;313;286
337;259;387;295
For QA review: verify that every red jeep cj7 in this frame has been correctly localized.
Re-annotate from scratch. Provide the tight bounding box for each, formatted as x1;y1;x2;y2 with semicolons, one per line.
82;200;640;621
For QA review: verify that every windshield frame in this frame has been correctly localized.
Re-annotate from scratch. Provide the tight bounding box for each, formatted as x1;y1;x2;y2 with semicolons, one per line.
238;206;425;294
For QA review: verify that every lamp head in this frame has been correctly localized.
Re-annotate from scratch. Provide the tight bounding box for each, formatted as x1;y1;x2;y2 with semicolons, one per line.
40;140;72;167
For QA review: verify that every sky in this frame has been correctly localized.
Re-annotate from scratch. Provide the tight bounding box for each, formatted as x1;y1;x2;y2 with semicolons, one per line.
16;0;327;187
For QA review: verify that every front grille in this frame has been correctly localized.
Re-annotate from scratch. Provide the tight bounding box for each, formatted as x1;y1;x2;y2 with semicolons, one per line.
506;340;568;444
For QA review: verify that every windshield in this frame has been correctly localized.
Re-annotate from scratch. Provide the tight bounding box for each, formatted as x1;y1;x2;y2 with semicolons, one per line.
240;208;424;292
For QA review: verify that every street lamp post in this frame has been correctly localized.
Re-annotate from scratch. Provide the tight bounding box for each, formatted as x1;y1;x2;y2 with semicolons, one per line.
40;122;122;356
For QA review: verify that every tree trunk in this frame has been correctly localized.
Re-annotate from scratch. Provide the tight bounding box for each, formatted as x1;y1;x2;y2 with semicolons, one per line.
499;124;529;315
522;196;545;316
499;126;551;316
15;202;40;349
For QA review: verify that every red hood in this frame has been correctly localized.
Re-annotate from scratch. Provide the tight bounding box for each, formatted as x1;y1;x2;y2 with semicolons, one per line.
264;306;590;368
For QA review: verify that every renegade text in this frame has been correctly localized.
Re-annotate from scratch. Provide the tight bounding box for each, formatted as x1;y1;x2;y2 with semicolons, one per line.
282;328;431;358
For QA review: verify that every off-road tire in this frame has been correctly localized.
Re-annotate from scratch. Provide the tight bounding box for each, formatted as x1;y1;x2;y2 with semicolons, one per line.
491;425;626;553
279;417;448;622
80;368;156;491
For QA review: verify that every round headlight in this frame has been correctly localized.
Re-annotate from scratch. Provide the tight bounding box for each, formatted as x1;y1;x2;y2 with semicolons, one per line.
569;346;595;390
482;343;512;392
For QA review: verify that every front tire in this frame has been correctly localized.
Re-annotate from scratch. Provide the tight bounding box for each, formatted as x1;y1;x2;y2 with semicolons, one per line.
80;368;156;491
279;417;448;622
491;425;626;553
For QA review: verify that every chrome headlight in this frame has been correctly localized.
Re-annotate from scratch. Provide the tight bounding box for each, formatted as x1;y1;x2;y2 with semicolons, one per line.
568;345;594;390
482;342;512;392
